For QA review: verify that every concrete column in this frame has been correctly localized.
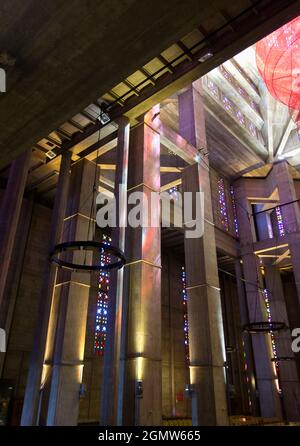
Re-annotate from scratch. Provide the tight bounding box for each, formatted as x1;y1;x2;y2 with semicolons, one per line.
234;178;282;418
219;273;243;415
45;159;97;426
122;106;161;426
269;161;300;311
241;253;282;418
21;151;71;425
0;192;35;377
167;254;177;418
100;117;130;425
234;259;258;415
264;265;300;421
179;81;228;426
276;160;300;305
282;263;300;383
0;149;31;315
289;233;300;307
269;160;300;234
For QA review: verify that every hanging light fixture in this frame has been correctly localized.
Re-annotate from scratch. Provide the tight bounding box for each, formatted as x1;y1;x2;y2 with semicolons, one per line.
243;288;287;334
50;116;126;272
243;321;286;333
271;356;295;362
50;240;125;272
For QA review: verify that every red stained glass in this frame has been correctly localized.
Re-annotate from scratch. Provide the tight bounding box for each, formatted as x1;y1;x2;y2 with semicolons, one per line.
256;17;300;127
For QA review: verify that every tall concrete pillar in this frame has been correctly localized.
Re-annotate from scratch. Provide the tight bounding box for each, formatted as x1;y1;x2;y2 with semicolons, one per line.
0;192;35;377
0;149;31;316
241;253;282;418
100;117;130;425
268;160;300;304
269;160;300;234
179;81;228;426
21;151;72;425
264;264;300;421
288;230;300;306
45;159;98;426
234;259;258;415
122;107;161;426
234;178;282;418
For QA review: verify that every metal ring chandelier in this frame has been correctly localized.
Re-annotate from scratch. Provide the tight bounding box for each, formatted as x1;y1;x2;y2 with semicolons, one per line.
50;240;126;272
243;321;287;334
271;356;295;362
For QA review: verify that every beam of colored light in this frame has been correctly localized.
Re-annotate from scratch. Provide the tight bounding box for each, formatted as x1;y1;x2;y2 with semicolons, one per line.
94;234;111;356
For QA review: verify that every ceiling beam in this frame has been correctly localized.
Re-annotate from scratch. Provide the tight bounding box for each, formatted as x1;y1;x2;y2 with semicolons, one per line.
280;145;300;159
160;178;182;192
98;164;183;173
203;100;267;159
275;118;296;157
158;123;198;164
232;161;266;179
72;130;118;162
176;41;193;62
99;175;114;191
273;248;290;265
160;166;182;173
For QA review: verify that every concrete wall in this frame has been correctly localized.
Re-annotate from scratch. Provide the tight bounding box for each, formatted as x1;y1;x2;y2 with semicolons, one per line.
294;180;300;199
219;271;250;415
161;250;191;419
78;271;102;423
1;196;51;404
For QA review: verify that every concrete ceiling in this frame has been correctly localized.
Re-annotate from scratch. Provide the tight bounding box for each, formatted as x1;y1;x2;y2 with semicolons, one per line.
234;46;300;172
0;0;299;169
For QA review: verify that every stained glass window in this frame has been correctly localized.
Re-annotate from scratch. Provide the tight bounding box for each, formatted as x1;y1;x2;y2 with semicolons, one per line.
242;340;252;410
230;186;239;236
248;122;257;138
275;206;285;236
235;109;245;126
218;178;229;232
182;266;189;364
207;79;219;98
263;288;281;393
237;85;247;98
221;94;234;115
219;65;258;112
94;234;111;356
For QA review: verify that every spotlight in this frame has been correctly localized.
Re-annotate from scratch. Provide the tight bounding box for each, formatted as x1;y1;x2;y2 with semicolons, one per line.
135;380;143;399
45;150;56;160
98;109;111;125
198;52;213;63
184;383;194;398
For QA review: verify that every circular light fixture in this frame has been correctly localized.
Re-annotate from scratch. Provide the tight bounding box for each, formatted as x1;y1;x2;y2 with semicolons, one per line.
243;321;287;334
50;240;126;272
271;356;295;362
